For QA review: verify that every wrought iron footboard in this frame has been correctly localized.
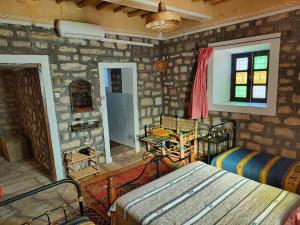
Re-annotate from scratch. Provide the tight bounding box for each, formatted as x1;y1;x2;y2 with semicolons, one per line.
107;154;189;206
0;179;84;225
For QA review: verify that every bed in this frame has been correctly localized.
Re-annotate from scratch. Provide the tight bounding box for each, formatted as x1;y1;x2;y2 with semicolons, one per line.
110;161;300;225
199;120;300;194
211;147;300;194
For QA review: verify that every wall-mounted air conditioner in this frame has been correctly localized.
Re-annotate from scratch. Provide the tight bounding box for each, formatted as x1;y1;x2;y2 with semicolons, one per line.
56;20;105;40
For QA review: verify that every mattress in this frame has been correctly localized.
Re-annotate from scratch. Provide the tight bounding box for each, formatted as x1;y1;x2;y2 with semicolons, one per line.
110;161;300;225
211;147;300;194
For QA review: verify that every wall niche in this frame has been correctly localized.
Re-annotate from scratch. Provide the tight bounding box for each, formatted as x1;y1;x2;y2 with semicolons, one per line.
69;79;93;113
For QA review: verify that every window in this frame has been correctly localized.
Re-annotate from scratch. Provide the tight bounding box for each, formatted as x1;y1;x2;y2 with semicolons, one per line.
207;33;280;116
231;51;269;103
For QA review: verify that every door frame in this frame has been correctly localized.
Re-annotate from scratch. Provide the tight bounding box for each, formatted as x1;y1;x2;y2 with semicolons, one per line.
0;54;64;181
98;62;140;163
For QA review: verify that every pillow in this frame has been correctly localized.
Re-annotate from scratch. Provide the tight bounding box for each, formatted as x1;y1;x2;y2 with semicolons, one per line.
284;205;300;225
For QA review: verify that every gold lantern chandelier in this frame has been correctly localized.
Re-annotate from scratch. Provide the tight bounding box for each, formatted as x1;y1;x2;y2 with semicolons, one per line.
145;1;181;32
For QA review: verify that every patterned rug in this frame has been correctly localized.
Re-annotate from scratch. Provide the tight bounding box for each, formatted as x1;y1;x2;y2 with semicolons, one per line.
82;159;175;224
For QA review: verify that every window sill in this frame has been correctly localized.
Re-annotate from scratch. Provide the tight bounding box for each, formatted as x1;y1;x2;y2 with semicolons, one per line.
220;101;267;108
209;101;276;116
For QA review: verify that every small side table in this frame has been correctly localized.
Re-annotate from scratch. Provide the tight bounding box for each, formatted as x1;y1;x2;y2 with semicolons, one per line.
64;146;100;180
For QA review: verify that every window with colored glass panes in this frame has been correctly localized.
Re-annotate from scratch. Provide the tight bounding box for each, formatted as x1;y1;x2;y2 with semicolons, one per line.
230;51;269;103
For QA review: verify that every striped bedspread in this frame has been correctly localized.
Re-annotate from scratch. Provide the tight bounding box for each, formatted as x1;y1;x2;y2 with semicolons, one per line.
211;147;300;194
110;162;300;225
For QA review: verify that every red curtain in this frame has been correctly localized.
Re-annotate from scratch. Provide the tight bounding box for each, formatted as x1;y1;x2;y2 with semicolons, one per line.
188;47;213;119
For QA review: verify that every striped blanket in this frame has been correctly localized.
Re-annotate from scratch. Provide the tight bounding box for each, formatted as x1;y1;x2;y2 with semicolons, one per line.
62;217;95;225
110;162;300;225
211;147;300;194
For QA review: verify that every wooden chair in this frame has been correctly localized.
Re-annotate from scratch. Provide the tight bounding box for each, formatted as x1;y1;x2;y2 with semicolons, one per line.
144;114;199;161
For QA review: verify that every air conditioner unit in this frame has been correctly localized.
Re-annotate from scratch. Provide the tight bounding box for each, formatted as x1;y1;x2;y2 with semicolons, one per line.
57;20;105;40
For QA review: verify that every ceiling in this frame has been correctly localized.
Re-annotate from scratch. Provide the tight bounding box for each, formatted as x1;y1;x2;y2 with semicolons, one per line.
54;0;221;22
55;0;229;21
56;0;154;19
0;0;298;38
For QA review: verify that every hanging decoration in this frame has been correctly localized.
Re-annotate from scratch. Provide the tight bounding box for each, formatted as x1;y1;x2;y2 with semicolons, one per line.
145;1;181;32
154;59;168;73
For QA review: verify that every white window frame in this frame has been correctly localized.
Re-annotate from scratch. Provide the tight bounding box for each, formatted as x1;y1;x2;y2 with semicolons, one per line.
207;33;281;116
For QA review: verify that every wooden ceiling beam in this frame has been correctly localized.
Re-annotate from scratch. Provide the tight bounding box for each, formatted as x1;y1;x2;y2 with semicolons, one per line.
96;1;111;10
127;9;143;17
113;5;127;13
209;0;229;5
77;0;97;8
141;12;152;18
191;0;228;4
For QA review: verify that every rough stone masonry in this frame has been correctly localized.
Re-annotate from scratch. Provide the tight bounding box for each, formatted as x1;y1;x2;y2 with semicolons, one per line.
161;10;300;159
0;24;163;174
0;9;300;175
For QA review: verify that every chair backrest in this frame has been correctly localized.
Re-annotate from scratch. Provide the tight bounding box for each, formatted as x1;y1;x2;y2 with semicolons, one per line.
177;118;197;133
160;115;198;135
160;115;177;131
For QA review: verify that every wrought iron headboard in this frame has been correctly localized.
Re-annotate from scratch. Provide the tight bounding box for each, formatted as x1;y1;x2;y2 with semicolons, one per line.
0;179;84;225
200;120;237;164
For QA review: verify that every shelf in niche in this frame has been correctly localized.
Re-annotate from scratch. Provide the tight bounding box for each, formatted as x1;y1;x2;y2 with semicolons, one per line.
70;120;99;132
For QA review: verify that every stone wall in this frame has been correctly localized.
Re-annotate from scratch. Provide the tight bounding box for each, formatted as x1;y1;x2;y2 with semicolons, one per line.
2;9;299;166
0;70;19;136
0;24;163;165
161;10;300;159
14;68;51;172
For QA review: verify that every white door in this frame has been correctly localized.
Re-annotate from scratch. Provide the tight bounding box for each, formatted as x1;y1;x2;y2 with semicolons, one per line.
106;68;135;148
98;63;139;163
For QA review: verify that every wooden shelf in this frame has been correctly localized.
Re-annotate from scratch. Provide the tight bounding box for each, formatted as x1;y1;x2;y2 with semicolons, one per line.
65;152;97;164
64;146;100;180
69;166;99;180
70;120;99;132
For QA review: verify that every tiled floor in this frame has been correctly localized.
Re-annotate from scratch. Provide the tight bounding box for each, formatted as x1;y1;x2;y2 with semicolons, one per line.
0;145;144;200
0;156;51;200
97;141;144;172
0;148;145;225
0;157;79;225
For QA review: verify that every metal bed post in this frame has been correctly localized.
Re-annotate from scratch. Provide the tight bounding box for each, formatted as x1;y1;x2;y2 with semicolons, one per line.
206;120;237;164
232;120;237;148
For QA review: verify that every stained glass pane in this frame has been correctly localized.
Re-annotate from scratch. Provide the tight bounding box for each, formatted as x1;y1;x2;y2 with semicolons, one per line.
236;57;248;71
252;86;266;99
235;86;247;98
254;71;267;84
236;72;248;84
254;55;268;70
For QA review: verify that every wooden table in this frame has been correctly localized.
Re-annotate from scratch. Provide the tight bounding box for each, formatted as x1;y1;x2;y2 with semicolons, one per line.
138;134;193;164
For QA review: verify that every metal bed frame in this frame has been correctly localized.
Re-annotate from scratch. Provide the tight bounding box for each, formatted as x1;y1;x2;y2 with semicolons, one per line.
199;120;237;164
107;153;190;205
0;179;84;225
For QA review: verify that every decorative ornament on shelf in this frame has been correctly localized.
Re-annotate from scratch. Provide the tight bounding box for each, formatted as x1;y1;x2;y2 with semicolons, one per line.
154;59;168;73
145;1;181;32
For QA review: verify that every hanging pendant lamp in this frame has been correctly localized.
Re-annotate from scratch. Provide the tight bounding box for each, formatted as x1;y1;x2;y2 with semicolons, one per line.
145;1;181;32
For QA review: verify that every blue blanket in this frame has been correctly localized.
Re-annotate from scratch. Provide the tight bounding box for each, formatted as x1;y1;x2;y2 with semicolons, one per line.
211;147;300;194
